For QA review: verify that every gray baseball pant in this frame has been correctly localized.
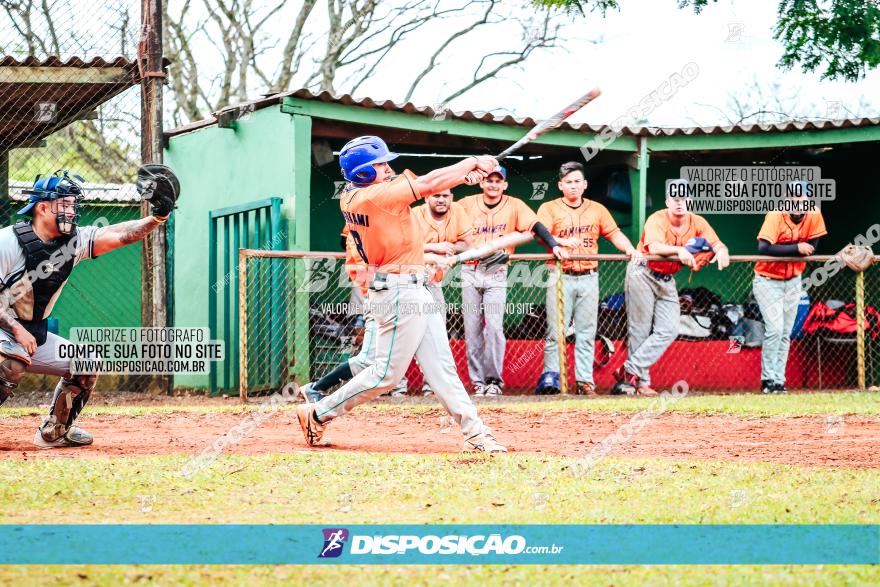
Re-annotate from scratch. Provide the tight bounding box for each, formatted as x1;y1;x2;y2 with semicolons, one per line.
461;264;508;386
753;274;802;385
543;269;600;384
314;275;486;439
623;262;680;386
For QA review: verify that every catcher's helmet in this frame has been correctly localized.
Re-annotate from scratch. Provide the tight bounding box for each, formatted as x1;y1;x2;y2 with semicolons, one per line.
535;371;561;395
18;170;85;235
339;136;399;185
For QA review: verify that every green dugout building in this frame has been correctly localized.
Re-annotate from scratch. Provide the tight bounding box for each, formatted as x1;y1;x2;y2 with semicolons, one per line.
164;89;880;392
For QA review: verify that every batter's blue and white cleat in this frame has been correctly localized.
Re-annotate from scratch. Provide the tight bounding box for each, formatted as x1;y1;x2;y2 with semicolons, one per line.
463;432;507;453
33;425;93;449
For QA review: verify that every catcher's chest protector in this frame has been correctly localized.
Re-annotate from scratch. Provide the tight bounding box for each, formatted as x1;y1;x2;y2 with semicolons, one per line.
6;221;77;343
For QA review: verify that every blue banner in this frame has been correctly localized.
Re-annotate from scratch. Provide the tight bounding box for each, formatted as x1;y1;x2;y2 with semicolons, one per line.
1;525;876;565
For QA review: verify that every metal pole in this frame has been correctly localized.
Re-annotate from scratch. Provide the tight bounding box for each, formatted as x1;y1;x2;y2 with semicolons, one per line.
556;261;568;395
239;249;249;402
140;0;169;392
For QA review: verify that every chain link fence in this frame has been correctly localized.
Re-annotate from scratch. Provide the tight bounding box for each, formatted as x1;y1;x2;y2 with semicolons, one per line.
239;251;879;399
1;1;156;392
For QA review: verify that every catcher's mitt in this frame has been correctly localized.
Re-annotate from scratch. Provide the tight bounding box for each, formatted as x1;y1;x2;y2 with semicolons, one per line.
835;245;874;273
479;250;510;268
137;164;180;217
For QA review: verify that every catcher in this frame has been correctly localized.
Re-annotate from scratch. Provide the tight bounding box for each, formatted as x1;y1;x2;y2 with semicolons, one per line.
0;166;179;448
613;179;729;396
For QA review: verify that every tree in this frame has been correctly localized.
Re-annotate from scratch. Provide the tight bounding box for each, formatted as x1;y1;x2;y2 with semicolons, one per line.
162;0;571;126
536;0;880;82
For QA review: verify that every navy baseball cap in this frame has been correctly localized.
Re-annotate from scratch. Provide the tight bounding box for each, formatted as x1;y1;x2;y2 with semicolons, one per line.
487;165;507;180
685;236;712;254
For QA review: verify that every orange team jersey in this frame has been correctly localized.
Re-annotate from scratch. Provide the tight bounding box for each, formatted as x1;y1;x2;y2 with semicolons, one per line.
754;211;827;280
537;198;620;272
413;201;472;284
638;210;720;275
341;225;368;296
340;170;424;274
457;194;538;258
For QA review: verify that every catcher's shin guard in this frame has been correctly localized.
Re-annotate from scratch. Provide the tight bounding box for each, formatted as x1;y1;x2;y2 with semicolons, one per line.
38;374;97;442
0;340;30;405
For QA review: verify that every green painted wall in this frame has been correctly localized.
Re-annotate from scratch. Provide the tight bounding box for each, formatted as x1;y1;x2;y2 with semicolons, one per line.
164;105;298;386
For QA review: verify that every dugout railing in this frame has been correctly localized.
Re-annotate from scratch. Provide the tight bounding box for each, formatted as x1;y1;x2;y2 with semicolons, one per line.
237;250;880;401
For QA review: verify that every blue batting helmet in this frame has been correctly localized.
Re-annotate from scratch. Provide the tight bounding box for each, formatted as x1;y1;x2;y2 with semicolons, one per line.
339;136;399;184
535;371;561;395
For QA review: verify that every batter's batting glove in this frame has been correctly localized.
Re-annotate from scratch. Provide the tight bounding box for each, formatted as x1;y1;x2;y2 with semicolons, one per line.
137;164;181;218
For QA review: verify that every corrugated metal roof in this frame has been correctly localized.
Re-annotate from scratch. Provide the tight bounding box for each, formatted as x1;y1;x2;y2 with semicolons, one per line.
9;180;141;203
166;87;880;138
0;56;134;68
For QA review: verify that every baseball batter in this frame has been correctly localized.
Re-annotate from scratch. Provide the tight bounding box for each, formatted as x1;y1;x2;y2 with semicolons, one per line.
754;193;826;394
537;161;640;395
458;166;566;395
0;167;179;447
614;180;729;395
295;136;506;452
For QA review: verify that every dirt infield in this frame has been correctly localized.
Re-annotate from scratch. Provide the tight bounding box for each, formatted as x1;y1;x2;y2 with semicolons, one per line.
1;407;878;468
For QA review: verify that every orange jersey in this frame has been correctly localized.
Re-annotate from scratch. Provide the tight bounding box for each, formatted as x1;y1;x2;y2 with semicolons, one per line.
754;211;827;280
414;201;472;284
339;170;424;274
341;225;368;296
639;210;720;275
537;198;620;271
414;201;472;245
458;194;538;257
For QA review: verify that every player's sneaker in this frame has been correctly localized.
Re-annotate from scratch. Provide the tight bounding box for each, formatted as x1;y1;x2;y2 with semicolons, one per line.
484;383;502;396
33;425;93;449
296;404;327;447
761;379;774;394
773;383;788;394
636;385;659;397
611;371;638;395
389;379;407;397
473;383;486;396
463;432;507;453
576;381;598;396
298;382;321;403
422;383;433;397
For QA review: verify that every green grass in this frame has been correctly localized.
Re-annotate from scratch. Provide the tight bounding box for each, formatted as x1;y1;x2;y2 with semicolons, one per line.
1;453;878;585
2;390;878;419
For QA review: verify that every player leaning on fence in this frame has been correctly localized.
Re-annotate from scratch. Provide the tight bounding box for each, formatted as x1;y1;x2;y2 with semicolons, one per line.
458;166;567;396
753;185;826;394
296;135;507;452
613;179;730;396
0;166;178;447
536;161;640;396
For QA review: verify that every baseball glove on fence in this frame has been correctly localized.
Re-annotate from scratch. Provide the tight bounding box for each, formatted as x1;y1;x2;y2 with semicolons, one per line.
137;164;181;217
835;245;874;273
479;250;510;268
686;237;714;272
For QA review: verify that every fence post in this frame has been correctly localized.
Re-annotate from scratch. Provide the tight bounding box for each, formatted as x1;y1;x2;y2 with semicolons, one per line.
239;249;249;402
556;261;568;395
856;271;866;390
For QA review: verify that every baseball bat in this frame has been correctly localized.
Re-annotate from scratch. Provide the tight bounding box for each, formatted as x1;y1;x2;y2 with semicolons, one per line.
453;231;534;264
464;87;601;184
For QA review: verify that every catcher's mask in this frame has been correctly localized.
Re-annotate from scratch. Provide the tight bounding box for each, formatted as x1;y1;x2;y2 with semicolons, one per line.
19;170;85;235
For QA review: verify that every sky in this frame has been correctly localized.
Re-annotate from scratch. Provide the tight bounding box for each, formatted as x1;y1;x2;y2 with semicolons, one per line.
330;0;878;128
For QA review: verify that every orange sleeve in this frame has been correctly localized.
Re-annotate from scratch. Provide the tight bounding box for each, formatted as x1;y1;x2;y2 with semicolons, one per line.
452;203;473;239
366;170;422;213
598;204;621;239
642;213;667;252
695;216;720;246
536;202;555;233
513;198;539;232
757;213;781;244
806;212;828;240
